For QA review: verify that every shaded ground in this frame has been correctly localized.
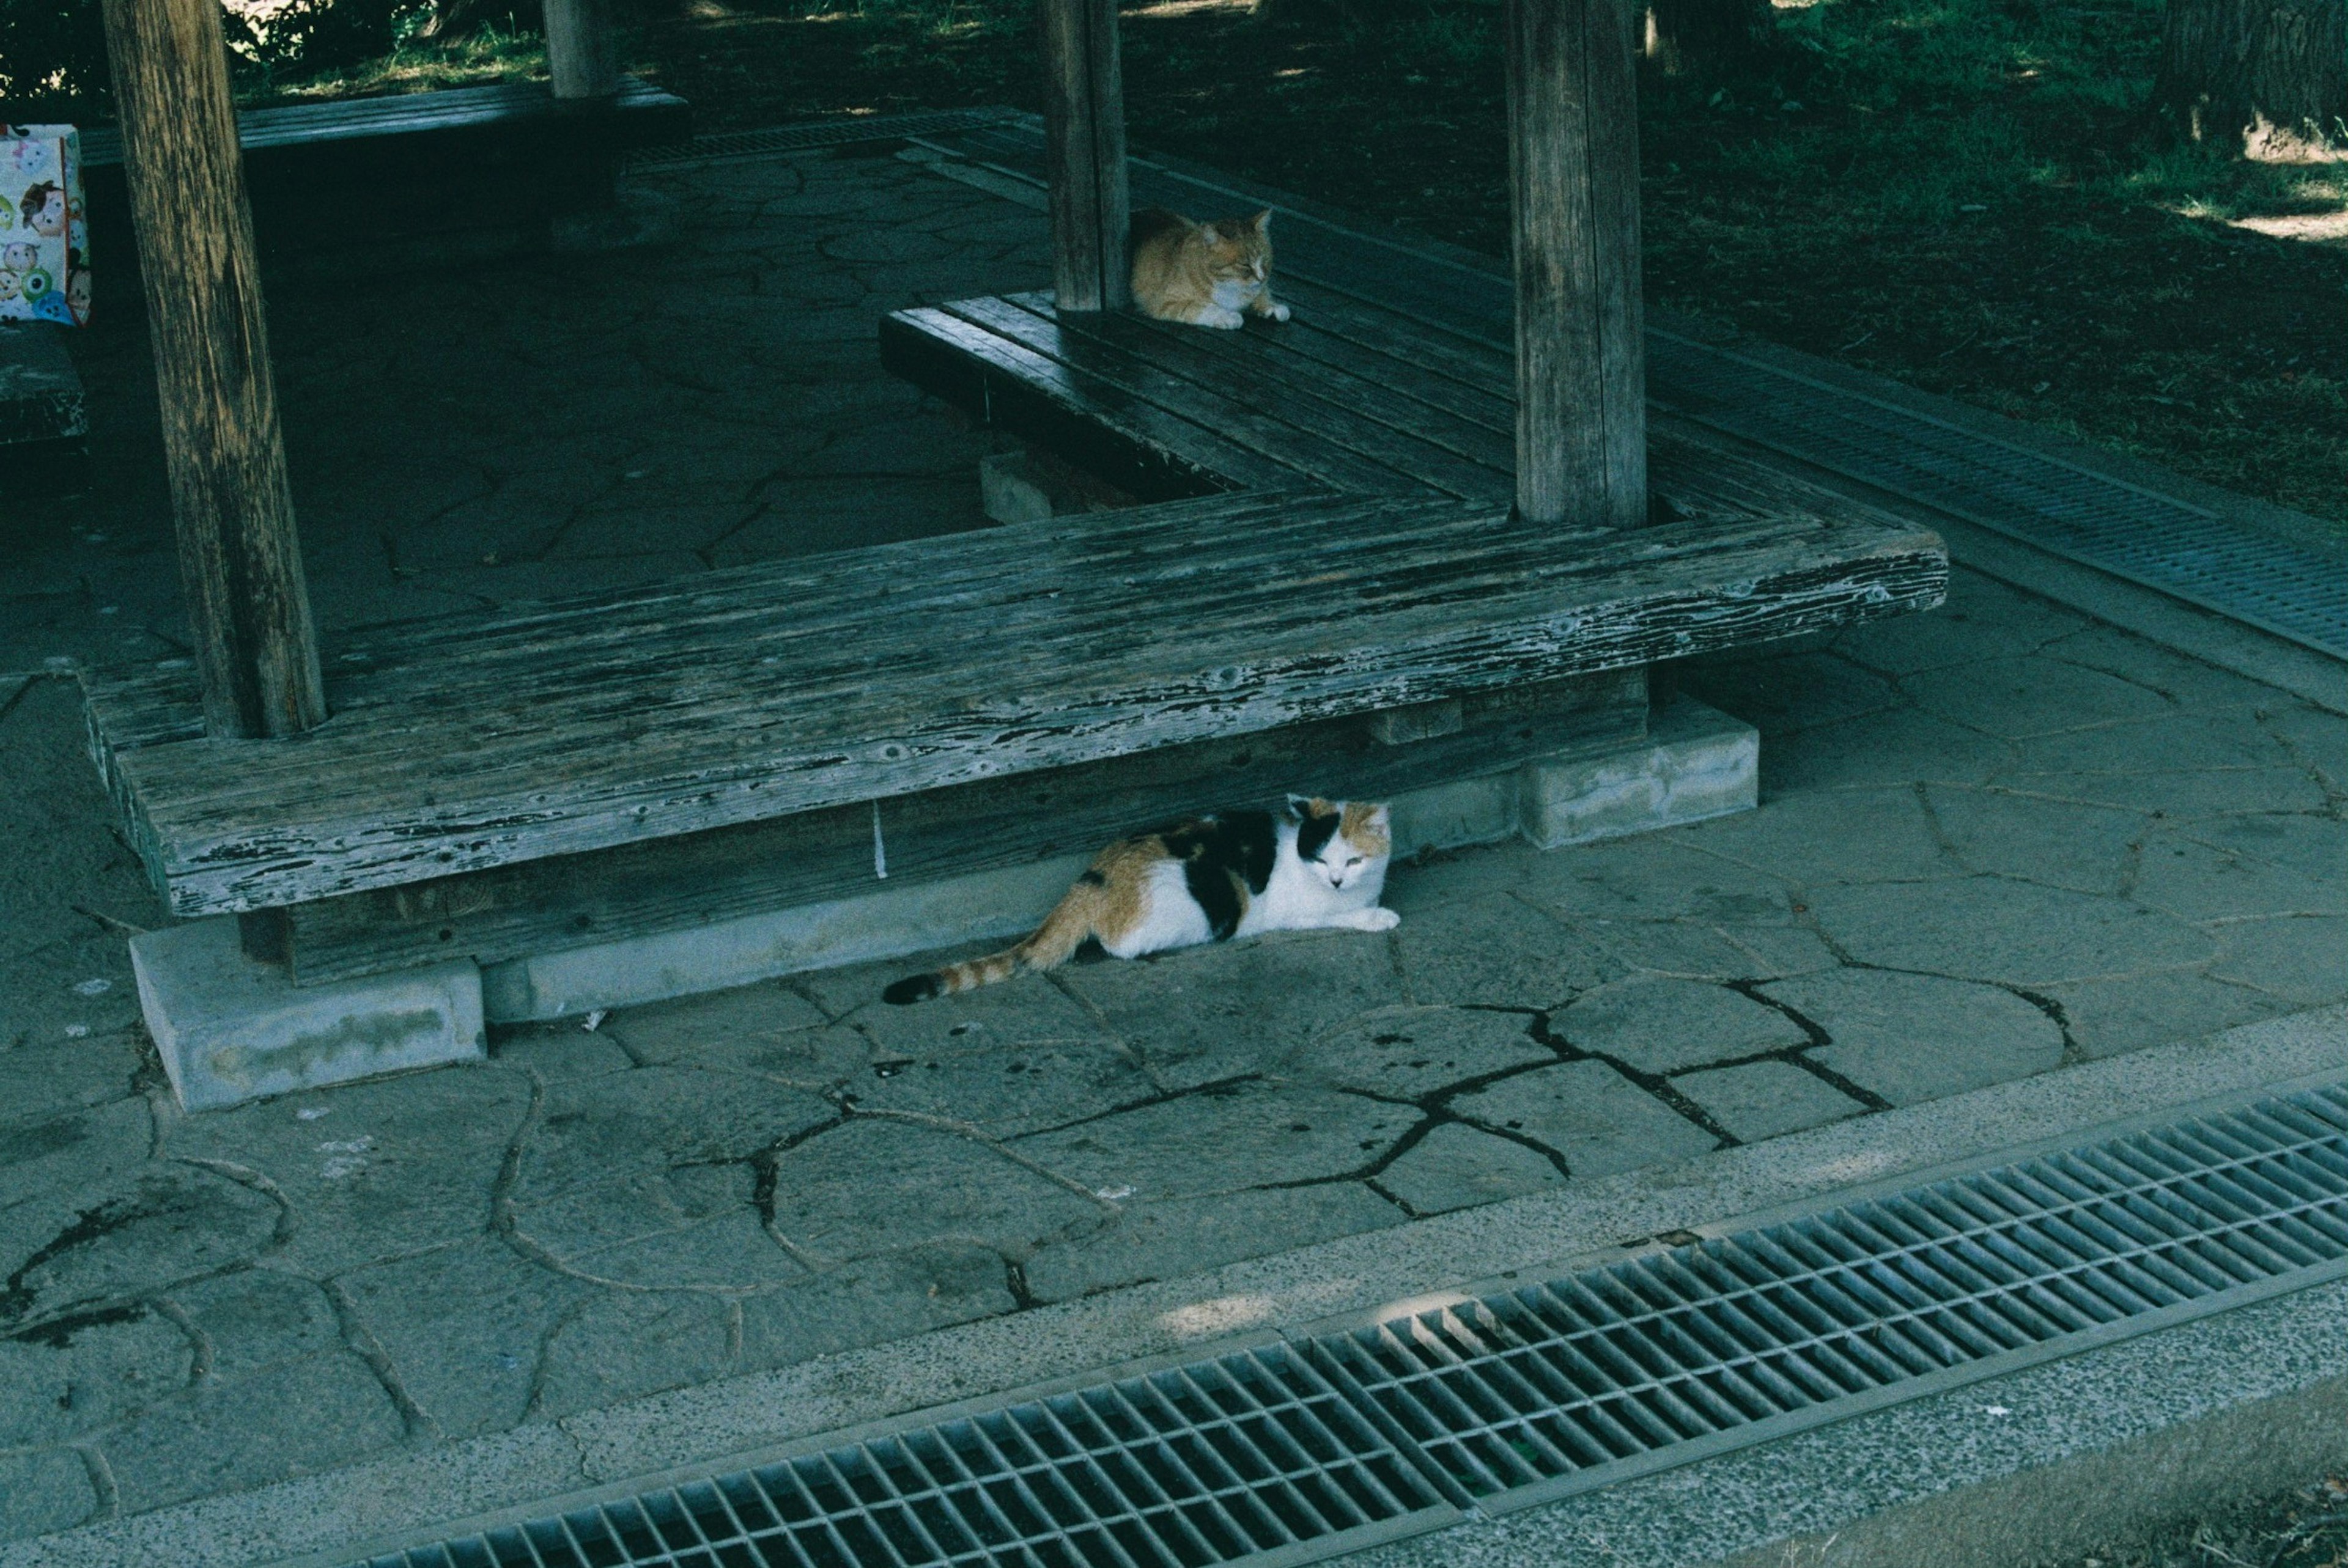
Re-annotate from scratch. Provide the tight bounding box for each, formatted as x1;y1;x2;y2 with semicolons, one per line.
2042;1475;2348;1568
4;143;2346;1545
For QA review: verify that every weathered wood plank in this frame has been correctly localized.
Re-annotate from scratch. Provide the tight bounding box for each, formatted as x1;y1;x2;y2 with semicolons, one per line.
544;0;620;98
878;308;1283;498
86;485;1943;916
76;78;689;165
1003;293;1515;496
936;296;1414;494
103;0;327;740
1507;0;1646;526
287;671;1648;985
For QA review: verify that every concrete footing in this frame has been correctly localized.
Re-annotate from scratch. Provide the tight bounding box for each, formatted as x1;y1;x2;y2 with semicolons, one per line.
130;917;484;1112
130;698;1756;1101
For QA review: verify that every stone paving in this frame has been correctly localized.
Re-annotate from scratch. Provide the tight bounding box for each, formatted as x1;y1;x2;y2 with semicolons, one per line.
4;142;2348;1545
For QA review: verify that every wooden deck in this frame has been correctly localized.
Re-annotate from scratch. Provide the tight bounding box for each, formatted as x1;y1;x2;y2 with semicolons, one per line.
83;484;1942;923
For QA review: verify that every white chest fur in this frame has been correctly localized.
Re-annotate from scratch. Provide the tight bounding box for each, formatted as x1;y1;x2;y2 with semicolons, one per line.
1209;278;1261;312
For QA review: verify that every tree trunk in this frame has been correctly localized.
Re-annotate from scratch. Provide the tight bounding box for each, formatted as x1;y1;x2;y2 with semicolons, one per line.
1642;0;1769;78
2157;0;2348;155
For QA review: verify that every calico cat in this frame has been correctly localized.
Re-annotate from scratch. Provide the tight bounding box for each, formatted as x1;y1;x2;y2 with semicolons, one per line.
882;797;1394;1004
1129;206;1291;329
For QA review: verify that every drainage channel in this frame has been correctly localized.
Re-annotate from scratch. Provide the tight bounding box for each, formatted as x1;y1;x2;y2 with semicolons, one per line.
338;1080;2348;1568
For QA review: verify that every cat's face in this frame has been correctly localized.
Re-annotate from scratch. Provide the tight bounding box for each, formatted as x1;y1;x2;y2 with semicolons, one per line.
1289;797;1392;891
1196;210;1273;287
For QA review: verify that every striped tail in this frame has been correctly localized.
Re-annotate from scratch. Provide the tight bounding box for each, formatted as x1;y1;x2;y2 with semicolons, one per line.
881;884;1099;1005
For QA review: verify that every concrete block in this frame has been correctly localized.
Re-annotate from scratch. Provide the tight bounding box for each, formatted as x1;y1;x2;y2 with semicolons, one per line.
1519;696;1757;849
978;450;1056;524
130;918;484;1111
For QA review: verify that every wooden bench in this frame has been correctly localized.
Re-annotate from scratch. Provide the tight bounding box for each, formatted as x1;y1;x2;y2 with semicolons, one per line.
81;484;1943;988
79;77;690;260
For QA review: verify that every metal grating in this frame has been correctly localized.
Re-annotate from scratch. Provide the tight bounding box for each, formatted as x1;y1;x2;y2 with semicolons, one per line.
630;109;1021;168
340;1083;2348;1568
349;1345;1455;1568
912;119;2348;662
1316;1083;2348;1512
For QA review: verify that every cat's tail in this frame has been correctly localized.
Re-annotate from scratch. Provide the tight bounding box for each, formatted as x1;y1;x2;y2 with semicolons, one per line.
880;880;1100;1005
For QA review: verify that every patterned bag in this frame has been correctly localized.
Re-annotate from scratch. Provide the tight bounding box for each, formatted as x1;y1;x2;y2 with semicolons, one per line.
1;125;90;326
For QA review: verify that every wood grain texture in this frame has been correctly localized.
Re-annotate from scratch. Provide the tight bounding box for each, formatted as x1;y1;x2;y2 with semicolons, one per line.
86;484;1942;916
286;672;1647;984
543;0;619;98
76;78;689;166
1506;0;1646;527
102;0;327;740
1039;0;1130;311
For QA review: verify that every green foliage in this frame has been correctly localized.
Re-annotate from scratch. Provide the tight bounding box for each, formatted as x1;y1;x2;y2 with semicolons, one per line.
0;0;111;116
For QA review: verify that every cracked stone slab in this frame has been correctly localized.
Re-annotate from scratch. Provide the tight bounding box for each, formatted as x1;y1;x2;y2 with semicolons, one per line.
1387;894;1623;1009
1997;766;2334;819
166;1066;530;1278
766;1118;1106;1265
1056;932;1406;1091
803;960;1104;1058
1803;878;2215;987
170;1269;345;1381
2209;916;2348;1007
2007;710;2294;776
0;1097;152;1216
597;981;830;1064
1680;650;1899;736
1;1165;281;1334
98;1347;406;1513
2042;970;2294;1061
1515;837;1803;927
1669;1060;1867;1141
847;1039;1155;1139
1282;1007;1554;1101
0;1303;191;1448
737;1242;1016;1371
1448;1061;1716;1177
1021;1183;1403;1304
531;1289;736;1422
1011;1081;1417;1202
1375;1123;1568;1215
514;1065;833;1205
0;1448;96;1537
1673;786;1957;888
1829;577;2089;675
0;1032;145;1126
1763;707;2021;793
2133;815;2348;922
337;1235;594;1440
1924;786;2146;896
1554;977;1811;1073
485;1025;635;1081
1902;657;2174;739
1763;968;2066;1105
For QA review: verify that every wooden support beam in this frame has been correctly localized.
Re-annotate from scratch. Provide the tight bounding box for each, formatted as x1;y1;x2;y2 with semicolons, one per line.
1039;0;1129;311
1505;0;1646;528
101;0;325;740
543;0;621;100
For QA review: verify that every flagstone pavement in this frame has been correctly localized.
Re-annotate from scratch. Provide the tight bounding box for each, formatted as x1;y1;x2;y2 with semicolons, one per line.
2;139;2345;1545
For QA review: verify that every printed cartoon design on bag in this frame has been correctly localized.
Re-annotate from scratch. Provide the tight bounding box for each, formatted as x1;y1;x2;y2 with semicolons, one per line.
0;128;88;324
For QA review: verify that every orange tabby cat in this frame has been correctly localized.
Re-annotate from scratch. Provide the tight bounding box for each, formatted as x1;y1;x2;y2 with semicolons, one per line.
1129;206;1291;329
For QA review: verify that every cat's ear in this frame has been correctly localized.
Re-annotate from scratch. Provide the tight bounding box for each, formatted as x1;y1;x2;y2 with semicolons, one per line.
1252;208;1274;234
1284;793;1313;821
1198;222;1220;244
1366;803;1392;827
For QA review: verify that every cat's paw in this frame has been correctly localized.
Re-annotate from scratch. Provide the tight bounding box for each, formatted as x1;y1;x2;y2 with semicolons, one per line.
1354;907;1401;932
1200;307;1246;329
1264;301;1293;323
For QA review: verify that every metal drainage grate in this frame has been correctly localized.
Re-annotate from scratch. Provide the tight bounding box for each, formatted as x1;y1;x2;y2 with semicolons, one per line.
344;1082;2348;1568
1648;333;2348;661
630;109;1022;169
350;1345;1456;1568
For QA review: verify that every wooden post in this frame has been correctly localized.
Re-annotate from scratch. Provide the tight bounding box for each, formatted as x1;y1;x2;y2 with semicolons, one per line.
544;0;621;100
1039;0;1129;311
102;0;326;740
1505;0;1646;528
